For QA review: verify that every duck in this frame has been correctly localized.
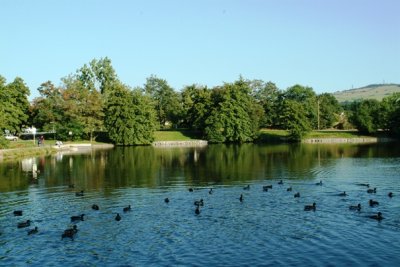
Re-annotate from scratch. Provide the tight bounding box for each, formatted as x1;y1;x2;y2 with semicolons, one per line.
239;194;244;202
164;198;170;203
388;192;393;198
294;192;300;198
356;183;370;187
209;188;213;194
367;188;377;194
17;220;31;228
92;204;99;210
349;203;361;211
13;210;23;216
70;214;85;222
263;187;269;192
115;213;121;221
188;188;194;192
263;185;272;191
278;180;284;185
28;226;38;235
287;187;292;192
195;206;200;215
304;203;316;211
61;225;78;239
194;199;204;206
369;199;379;206
123;205;131;212
315;180;323;186
369;212;383;221
338;191;347;197
243;185;250;190
75;190;84;197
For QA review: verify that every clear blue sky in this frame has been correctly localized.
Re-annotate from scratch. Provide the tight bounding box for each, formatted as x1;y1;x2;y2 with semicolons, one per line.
1;0;399;100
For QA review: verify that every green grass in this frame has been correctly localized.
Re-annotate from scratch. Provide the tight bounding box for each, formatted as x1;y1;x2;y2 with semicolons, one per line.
304;130;377;139
154;130;202;141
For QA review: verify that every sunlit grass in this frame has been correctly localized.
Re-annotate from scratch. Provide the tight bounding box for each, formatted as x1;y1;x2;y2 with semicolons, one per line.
153;130;202;141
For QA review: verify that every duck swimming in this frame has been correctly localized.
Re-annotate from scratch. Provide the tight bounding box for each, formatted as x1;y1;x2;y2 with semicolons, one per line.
115;213;121;221
188;188;194;192
388;192;393;198
356;183;370;187
13;210;23;216
315;180;323;186
294;192;300;198
194;199;204;206
164;198;170;203
263;185;272;191
239;194;244;202
304;203;316;211
278;180;283;185
338;191;347;197
17;220;31;228
369;199;379;206
71;214;85;222
369;212;383;221
367;188;377;194
92;204;99;210
349;203;361;211
209;188;213;194
61;225;78;240
243;185;250;190
123;205;131;212
75;190;84;197
195;206;200;215
287;187;292;192
28;226;38;235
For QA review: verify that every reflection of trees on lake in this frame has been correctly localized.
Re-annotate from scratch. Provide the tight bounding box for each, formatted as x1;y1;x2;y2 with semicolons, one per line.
1;143;399;192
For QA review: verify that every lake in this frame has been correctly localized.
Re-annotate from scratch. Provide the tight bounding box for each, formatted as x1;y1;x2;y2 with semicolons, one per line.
1;143;400;266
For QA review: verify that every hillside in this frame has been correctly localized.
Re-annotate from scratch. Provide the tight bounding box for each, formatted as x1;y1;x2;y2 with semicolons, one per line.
333;84;400;102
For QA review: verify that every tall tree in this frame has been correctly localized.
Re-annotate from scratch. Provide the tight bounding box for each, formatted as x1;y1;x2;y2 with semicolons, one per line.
249;80;280;127
104;82;157;145
349;99;381;134
0;76;30;133
181;84;212;130
204;78;263;143
317;93;342;129
144;75;181;128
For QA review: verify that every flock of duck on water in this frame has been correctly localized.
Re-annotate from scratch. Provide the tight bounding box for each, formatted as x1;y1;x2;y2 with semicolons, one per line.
9;179;393;240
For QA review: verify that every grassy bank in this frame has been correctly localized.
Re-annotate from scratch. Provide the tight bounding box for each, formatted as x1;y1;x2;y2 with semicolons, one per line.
154;130;202;141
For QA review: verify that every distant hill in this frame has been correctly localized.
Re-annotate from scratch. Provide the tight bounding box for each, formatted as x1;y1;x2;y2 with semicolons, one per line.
333;84;400;103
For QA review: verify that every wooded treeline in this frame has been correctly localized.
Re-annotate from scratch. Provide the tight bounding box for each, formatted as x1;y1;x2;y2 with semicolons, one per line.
1;57;399;146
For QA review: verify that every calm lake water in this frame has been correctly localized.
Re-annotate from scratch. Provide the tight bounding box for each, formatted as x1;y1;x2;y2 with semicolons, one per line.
1;143;400;266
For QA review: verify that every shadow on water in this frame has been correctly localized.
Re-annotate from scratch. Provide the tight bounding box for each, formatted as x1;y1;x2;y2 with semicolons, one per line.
1;142;399;192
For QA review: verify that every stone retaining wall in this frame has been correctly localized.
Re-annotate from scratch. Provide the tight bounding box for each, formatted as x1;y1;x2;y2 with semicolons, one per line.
302;137;395;144
152;140;208;147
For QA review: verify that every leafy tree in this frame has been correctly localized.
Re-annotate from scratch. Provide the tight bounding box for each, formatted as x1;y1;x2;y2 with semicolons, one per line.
278;99;311;141
181;84;212;130
104;82;157;145
317;93;342;129
204;78;263;143
381;93;400;137
0;76;30;133
31;81;63;132
76;57;118;95
144;75;182;128
349;99;381;134
282;84;318;129
249;80;280;127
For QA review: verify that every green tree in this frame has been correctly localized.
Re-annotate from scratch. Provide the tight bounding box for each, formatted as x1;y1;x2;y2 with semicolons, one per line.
381;93;400;137
181;84;212;130
317;93;342;129
249;80;280;127
144;75;182;128
279;99;311;141
104;82;157;145
349;99;381;134
0;76;30;133
204;78;263;143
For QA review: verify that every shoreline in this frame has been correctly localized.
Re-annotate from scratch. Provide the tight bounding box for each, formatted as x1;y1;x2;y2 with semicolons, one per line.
1;137;397;162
